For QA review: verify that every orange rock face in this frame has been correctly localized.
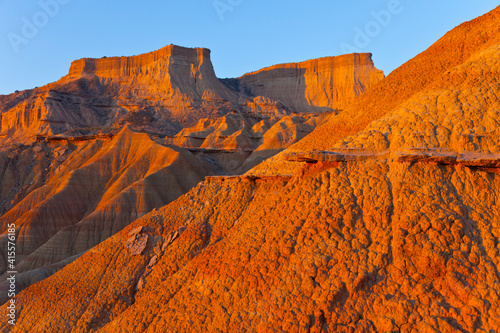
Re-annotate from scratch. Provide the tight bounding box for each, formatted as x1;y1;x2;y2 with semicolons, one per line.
170;112;328;174
294;6;500;152
0;45;241;145
0;45;369;300
68;45;211;78
225;53;384;113
250;4;500;176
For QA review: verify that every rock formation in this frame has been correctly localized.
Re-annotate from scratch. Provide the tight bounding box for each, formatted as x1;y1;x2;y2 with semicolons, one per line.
0;43;382;302
223;53;384;113
0;45;383;147
0;45;240;145
4;5;500;332
249;4;500;176
170;112;328;174
3;5;500;333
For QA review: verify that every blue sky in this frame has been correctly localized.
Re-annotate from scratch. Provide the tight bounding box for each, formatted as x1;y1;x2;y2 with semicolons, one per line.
0;0;498;95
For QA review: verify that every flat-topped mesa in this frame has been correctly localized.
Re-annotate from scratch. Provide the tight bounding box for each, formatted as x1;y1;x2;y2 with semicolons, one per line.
0;45;244;145
229;53;384;113
65;44;240;104
67;44;213;79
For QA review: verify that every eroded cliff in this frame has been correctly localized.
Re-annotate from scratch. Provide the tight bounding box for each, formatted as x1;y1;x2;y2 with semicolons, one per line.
224;53;384;113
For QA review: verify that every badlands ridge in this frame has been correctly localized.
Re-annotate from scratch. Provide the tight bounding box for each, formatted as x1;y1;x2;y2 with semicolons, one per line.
0;43;383;310
1;5;500;333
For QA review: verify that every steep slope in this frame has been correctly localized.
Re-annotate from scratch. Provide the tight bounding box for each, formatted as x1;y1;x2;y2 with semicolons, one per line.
4;6;500;333
3;159;499;333
335;44;500;153
298;5;500;151
0;127;212;302
223;53;384;113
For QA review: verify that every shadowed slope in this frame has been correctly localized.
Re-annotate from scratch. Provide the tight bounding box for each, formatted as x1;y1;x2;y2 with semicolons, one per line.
0;127;212;302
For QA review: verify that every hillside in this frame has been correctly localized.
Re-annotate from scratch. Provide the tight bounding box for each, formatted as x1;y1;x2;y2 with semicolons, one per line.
0;44;384;305
2;5;500;333
0;126;212;303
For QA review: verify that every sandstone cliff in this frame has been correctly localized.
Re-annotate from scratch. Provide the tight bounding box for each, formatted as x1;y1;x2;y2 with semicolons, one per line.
250;4;500;176
0;46;381;147
0;45;241;145
223;53;384;113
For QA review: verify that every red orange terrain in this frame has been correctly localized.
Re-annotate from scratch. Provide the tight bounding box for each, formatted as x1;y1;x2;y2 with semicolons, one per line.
0;43;382;306
1;5;500;333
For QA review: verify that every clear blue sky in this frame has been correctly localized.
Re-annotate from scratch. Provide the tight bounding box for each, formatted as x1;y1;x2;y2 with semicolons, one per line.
0;0;498;95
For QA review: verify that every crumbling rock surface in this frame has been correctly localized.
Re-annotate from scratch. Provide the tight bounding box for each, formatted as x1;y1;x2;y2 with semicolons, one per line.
125;227;149;256
285;149;500;171
3;158;500;332
2;5;500;333
283;149;388;163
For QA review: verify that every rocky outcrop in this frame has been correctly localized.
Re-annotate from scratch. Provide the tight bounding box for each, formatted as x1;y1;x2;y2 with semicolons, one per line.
224;53;384;113
283;149;388;163
393;149;500;168
250;5;500;176
284;149;500;172
291;6;500;153
125;227;150;256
